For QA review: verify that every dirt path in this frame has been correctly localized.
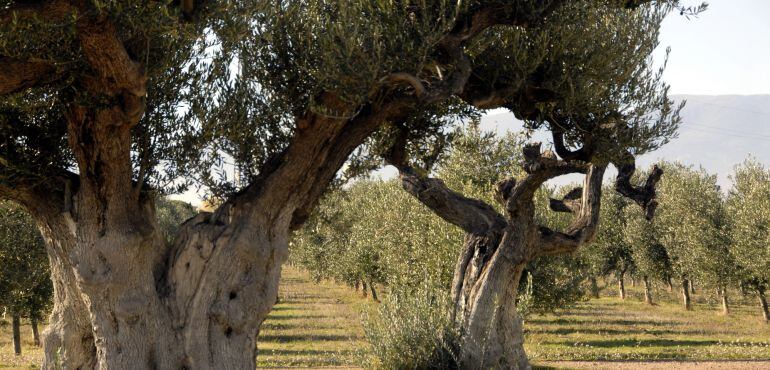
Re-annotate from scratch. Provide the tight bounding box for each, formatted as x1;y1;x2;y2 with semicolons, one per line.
537;360;770;369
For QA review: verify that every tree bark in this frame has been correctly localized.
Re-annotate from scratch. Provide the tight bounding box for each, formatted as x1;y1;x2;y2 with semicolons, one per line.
719;286;729;315
589;277;600;298
618;272;626;300
12;314;21;355
667;277;673;292
393;151;608;369
31;316;40;347
758;287;769;322
690;280;696;294
369;281;379;302
643;276;653;305
682;279;692;310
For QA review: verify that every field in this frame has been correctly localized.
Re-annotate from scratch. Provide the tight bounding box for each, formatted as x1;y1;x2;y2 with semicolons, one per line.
1;267;769;369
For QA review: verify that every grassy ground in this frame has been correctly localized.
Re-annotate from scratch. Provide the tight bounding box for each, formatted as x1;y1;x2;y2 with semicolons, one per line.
2;271;769;369
257;266;370;368
0;318;41;369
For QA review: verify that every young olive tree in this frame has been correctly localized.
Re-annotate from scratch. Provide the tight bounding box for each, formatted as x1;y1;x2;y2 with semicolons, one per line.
580;188;636;300
0;0;702;368
624;204;672;305
655;162;732;312
0;201;52;354
727;158;770;321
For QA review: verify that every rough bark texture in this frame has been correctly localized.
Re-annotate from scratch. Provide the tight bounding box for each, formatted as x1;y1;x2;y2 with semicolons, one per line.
393;145;613;369
643;276;653;305
12;314;21;355
758;287;769;323
682;279;692;311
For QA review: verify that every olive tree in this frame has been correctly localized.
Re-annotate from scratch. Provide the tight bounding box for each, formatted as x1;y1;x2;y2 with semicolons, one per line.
581;188;636;300
655;162;732;312
727;158;770;321
624;204;672;305
0;201;52;354
0;0;702;368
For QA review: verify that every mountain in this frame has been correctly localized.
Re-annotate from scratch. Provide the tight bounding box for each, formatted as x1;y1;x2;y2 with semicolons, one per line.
480;94;770;190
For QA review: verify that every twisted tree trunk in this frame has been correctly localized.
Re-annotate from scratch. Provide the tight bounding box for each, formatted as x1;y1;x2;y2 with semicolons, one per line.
682;279;692;311
393;147;617;369
643;275;653;305
719;286;729;315
618;272;627;300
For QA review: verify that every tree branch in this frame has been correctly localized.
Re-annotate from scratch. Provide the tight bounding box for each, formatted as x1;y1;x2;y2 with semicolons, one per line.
0;57;61;95
549;187;583;213
0;0;75;24
396;166;507;235
536;164;607;257
614;153;662;220
497;142;588;214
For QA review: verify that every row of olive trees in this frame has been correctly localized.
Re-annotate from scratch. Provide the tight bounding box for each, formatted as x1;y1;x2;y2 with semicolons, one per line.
0;198;197;356
292;124;588;306
584;160;770;321
0;201;51;355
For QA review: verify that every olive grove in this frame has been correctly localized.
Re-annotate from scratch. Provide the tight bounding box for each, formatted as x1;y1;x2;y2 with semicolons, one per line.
0;0;702;368
0;201;52;355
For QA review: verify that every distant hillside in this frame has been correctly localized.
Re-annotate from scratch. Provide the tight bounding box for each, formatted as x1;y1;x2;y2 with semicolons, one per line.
480;94;770;189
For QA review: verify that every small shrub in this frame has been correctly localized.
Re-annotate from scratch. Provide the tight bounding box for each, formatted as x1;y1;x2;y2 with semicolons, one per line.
363;284;460;369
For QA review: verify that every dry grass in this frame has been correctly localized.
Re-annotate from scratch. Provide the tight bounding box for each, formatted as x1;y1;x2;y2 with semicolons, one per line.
0;318;42;369
527;281;770;363
257;266;371;368
2;273;769;369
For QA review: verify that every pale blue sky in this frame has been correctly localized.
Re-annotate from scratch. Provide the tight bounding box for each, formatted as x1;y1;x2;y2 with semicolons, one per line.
657;0;770;95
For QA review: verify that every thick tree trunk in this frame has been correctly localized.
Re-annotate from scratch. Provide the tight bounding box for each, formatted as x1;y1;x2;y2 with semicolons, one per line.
31;316;40;347
362;281;368;298
618;273;626;300
451;233;530;369
643;276;653;305
589;277;600;298
682;279;692;310
12;314;21;355
758;287;769;322
719;286;729;315
667;277;673;292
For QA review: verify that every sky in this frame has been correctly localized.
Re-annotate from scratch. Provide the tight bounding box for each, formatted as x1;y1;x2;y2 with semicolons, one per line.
656;0;770;95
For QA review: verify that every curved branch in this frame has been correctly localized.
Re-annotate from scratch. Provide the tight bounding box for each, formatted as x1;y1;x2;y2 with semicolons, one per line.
536;164;607;258
0;57;61;95
551;128;594;162
396;167;507;235
614;154;662;220
497;143;588;214
549;187;582;213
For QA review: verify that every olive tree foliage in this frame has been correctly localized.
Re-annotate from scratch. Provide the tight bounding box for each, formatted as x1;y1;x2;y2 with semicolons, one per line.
579;187;636;298
655;162;732;309
726;158;770;321
0;201;51;317
155;198;197;246
0;0;704;368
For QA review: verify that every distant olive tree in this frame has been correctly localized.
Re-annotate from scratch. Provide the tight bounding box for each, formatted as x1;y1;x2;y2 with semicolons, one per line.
656;163;733;312
726;158;770;321
0;201;51;355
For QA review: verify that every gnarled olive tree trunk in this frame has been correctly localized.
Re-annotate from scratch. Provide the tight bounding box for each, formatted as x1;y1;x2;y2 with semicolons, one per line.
394;146;613;368
390;136;663;368
643;276;653;305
